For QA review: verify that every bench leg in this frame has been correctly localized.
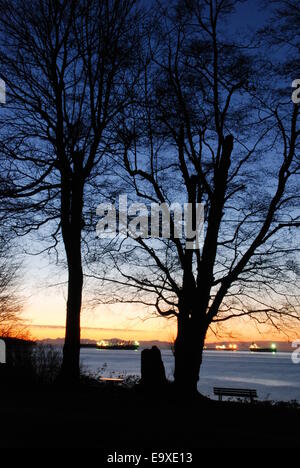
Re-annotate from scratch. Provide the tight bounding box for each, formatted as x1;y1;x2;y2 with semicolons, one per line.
219;395;222;401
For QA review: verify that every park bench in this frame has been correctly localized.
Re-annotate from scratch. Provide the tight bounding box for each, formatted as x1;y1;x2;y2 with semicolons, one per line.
213;387;257;402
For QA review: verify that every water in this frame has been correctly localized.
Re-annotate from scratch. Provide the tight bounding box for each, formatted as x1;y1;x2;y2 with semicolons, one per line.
80;349;300;402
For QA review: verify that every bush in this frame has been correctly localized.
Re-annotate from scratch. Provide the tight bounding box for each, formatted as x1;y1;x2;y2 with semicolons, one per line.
0;343;63;386
29;344;63;384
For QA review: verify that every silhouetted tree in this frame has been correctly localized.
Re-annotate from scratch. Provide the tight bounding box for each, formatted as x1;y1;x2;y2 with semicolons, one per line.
90;0;300;394
0;0;142;381
0;226;24;337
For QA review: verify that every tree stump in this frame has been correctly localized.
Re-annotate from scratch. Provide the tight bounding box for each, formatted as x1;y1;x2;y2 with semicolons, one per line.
141;346;167;389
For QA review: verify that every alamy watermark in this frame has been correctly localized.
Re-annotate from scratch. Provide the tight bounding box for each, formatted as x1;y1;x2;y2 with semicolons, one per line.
0;78;6;104
292;79;300;104
96;194;205;250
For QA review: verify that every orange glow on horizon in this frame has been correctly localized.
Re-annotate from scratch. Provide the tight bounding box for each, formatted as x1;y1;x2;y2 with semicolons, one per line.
28;324;175;343
23;290;299;344
28;321;299;344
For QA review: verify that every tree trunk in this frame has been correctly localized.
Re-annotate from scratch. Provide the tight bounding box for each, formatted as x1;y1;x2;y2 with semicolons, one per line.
174;313;207;394
60;247;83;382
59;169;84;383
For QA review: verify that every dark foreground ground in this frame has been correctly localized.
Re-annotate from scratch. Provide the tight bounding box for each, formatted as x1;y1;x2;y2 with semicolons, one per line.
0;380;299;451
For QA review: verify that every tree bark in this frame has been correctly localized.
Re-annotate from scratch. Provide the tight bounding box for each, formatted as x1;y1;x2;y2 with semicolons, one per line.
174;312;207;394
60;242;83;382
59;166;84;383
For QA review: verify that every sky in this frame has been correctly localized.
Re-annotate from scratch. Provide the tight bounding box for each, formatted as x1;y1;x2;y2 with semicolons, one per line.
22;247;178;342
23;250;298;343
16;0;299;344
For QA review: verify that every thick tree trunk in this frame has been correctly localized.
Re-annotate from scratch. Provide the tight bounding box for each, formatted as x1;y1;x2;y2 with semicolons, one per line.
59;169;84;383
60;245;83;382
174;313;207;394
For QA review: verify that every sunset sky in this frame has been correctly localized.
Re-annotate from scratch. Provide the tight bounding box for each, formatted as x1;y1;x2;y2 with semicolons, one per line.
25;295;298;343
16;0;297;346
23;257;297;343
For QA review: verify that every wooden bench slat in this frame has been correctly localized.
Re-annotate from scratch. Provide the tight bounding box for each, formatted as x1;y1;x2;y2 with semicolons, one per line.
214;389;257;394
99;377;124;383
214;387;257;392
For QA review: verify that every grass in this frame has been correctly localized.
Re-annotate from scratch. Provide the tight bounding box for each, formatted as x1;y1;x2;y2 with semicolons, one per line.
0;345;299;448
0;376;299;448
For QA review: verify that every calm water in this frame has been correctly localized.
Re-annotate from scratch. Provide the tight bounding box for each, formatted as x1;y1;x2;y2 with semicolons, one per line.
80;349;300;402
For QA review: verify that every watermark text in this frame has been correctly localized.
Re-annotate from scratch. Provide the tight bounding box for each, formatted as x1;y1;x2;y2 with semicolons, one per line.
96;195;204;250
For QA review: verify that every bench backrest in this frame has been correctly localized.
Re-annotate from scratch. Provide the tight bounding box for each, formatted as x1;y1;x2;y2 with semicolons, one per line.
213;387;257;397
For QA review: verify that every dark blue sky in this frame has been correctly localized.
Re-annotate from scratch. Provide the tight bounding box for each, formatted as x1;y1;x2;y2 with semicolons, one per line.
231;0;271;30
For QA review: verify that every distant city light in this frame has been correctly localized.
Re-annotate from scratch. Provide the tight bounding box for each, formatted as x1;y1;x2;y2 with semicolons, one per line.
215;343;238;351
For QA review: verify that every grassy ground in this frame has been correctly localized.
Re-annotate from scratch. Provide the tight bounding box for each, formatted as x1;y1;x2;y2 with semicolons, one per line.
0;380;299;449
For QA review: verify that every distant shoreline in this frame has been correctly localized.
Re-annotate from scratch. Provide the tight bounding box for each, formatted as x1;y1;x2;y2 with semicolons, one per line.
38;337;297;353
